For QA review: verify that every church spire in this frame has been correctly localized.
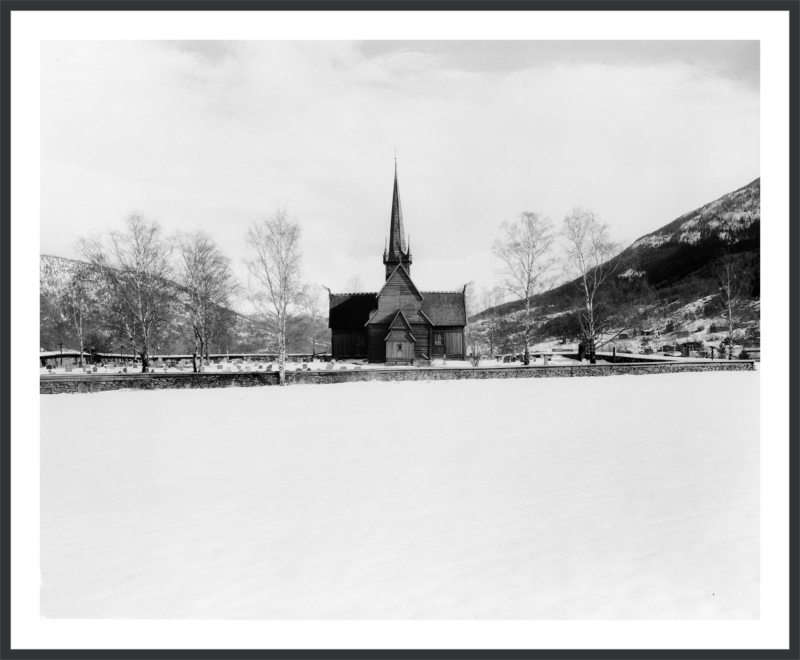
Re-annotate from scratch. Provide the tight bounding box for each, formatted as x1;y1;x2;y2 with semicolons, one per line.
389;160;407;254
383;159;412;279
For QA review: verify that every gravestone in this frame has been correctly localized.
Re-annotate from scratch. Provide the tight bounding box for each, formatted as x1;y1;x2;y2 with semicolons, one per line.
326;363;335;371
65;365;73;373
92;366;98;373
354;366;361;370
340;366;348;370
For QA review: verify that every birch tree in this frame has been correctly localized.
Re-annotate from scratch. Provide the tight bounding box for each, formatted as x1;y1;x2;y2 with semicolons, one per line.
463;282;482;366
41;268;95;366
174;231;239;372
80;213;174;373
244;209;304;385
493;212;556;365
716;251;750;359
480;287;505;358
345;274;364;294
562;208;623;363
301;285;328;357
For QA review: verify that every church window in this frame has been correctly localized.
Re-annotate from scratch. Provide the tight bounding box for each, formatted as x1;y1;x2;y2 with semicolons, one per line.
434;333;443;346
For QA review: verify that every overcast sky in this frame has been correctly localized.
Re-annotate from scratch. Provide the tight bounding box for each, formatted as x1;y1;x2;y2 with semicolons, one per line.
41;40;759;304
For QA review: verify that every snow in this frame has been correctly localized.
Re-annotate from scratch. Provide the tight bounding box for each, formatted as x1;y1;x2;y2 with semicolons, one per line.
40;370;759;619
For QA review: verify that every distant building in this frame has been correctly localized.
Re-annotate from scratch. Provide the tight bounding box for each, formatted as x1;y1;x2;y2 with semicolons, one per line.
681;341;703;352
328;164;467;364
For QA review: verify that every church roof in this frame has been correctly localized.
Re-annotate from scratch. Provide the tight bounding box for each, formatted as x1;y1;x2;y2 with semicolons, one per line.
420;292;467;326
328;292;378;329
388;309;413;330
328;290;466;328
384;310;416;341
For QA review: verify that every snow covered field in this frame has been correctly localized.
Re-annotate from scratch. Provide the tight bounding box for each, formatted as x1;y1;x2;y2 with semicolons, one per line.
40;370;759;620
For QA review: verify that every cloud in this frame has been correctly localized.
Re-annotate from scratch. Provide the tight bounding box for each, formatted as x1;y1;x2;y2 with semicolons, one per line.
357;40;760;89
40;41;759;303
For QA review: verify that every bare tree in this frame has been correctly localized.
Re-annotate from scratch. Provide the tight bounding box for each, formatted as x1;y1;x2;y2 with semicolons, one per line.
562;208;623;363
463;282;482;366
716;251;750;359
479;287;505;359
493;212;556;365
41;267;95;366
244;208;304;385
301;285;328;357
80;213;174;373
345;274;364;294
174;231;239;372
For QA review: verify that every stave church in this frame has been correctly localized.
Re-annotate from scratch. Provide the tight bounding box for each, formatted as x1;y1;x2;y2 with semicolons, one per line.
328;164;467;365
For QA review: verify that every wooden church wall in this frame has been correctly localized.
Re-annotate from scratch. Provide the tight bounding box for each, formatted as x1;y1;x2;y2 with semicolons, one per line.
332;330;367;358
374;269;422;323
410;324;430;358
444;329;464;357
368;326;387;363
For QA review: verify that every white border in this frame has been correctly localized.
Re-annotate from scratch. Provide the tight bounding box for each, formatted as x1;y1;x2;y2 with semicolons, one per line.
10;8;791;652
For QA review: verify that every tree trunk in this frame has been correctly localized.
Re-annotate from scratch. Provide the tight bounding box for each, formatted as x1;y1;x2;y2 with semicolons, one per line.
522;298;531;365
278;315;287;386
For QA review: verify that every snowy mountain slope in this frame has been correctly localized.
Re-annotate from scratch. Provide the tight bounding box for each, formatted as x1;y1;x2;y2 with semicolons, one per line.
631;178;760;250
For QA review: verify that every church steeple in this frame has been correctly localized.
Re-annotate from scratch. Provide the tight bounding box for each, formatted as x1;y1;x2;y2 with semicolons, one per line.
383;160;413;279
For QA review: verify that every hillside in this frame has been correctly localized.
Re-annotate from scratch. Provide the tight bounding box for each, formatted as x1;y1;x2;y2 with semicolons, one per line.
475;178;760;355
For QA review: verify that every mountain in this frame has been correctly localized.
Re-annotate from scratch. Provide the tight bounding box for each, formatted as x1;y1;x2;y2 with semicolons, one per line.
475;178;760;353
623;178;759;288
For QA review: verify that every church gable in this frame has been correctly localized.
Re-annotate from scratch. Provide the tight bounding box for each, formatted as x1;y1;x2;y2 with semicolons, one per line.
385;310;415;336
388;309;411;329
369;264;426;325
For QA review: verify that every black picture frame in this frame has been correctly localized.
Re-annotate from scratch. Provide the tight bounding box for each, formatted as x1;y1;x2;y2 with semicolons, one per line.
2;2;797;658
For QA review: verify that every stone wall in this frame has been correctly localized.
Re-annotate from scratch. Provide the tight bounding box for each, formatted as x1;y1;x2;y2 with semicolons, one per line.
40;360;756;394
